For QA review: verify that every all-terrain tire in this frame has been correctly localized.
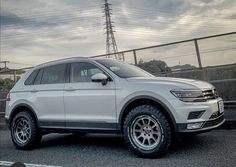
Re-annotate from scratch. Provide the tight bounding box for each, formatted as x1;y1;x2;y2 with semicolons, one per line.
123;105;172;158
11;111;42;150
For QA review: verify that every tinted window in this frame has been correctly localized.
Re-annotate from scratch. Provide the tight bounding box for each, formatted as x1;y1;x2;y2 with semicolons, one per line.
24;70;39;85
34;69;43;85
41;64;66;84
71;62;103;82
97;59;153;78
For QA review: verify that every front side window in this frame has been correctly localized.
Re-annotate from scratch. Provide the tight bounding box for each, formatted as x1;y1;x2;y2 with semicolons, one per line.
71;62;103;83
41;64;66;84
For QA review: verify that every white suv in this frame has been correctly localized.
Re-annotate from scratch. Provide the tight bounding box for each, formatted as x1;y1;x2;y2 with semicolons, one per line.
5;58;225;157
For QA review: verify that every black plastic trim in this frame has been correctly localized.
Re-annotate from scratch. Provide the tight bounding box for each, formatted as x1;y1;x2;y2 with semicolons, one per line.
39;120;118;131
118;95;177;131
9;103;39;127
176;114;225;133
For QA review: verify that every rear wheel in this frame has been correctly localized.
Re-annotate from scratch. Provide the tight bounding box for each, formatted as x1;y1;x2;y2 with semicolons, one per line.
11;111;42;150
123;105;172;158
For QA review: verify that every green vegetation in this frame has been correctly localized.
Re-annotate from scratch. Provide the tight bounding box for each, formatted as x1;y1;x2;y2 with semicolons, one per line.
137;59;171;76
0;78;15;91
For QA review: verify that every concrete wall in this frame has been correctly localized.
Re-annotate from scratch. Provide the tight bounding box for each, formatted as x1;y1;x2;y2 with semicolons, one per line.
160;64;236;101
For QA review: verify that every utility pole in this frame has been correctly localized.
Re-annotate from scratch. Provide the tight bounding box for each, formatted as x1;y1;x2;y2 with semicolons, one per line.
103;0;122;60
0;61;10;69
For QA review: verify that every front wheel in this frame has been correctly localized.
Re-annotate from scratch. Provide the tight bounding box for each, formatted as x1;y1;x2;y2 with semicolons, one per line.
123;105;172;158
11;111;42;150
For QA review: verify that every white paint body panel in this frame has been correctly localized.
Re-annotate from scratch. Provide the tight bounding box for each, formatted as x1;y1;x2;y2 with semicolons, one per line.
64;81;116;124
5;58;224;131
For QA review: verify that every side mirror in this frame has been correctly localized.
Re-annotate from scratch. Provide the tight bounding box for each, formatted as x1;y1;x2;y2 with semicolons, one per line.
91;73;108;85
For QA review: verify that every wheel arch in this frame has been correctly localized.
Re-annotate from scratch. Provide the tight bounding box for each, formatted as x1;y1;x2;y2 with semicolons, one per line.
9;103;39;128
118;95;177;132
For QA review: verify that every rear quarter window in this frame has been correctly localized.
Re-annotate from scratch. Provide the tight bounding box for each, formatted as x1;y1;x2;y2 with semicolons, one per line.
24;70;39;85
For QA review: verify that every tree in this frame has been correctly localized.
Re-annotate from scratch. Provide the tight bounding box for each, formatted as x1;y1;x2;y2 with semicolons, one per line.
0;78;15;92
137;59;171;76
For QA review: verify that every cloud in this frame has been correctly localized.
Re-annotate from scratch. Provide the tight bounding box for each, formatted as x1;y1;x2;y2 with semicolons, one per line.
1;0;236;69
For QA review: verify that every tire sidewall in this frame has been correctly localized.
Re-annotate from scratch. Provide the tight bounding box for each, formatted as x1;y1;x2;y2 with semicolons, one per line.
124;105;171;157
10;111;39;149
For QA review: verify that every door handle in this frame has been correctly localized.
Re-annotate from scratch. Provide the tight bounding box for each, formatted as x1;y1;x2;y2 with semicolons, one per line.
65;87;75;91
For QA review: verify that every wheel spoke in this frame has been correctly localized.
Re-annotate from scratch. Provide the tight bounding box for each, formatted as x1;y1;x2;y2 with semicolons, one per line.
26;130;30;135
134;129;142;133
141;118;145;125
152;124;158;129
151;136;157;141
152;131;160;135
142;138;146;144
137;134;143;139
19;122;23;127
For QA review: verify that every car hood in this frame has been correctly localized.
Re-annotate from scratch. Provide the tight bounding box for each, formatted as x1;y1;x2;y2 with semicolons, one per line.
126;77;213;90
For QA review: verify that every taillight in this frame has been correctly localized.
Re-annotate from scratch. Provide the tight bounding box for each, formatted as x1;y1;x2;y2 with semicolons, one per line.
6;93;11;101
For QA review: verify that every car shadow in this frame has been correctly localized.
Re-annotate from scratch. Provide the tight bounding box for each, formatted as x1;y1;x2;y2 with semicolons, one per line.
39;132;217;158
40;133;126;149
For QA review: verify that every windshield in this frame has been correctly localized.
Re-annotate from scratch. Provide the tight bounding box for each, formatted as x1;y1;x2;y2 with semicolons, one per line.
96;59;154;78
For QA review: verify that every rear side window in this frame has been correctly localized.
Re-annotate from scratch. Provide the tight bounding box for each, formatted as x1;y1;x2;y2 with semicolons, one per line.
41;64;66;84
24;70;39;85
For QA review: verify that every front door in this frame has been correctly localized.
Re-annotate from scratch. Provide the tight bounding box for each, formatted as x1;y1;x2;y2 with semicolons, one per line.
64;61;117;130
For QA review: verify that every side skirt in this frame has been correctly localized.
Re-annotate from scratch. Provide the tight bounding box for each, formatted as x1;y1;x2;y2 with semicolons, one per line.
38;121;120;134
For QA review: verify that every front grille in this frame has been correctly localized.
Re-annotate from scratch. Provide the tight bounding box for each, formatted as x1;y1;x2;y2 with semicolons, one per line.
202;89;218;100
203;115;224;128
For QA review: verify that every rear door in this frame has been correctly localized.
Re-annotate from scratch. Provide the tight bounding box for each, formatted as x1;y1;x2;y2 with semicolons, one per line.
32;64;66;128
64;61;117;130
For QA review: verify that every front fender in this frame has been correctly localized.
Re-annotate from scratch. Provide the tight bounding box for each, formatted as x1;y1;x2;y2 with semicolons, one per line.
117;91;178;130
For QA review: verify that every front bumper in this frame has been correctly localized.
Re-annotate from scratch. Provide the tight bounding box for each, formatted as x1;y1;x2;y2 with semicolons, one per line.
176;113;225;133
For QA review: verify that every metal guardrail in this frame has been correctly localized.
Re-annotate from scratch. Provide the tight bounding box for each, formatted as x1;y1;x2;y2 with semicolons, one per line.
91;31;236;68
0;31;236;104
209;78;236;84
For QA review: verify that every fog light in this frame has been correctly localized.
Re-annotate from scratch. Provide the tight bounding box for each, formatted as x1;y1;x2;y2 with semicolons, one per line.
187;123;204;130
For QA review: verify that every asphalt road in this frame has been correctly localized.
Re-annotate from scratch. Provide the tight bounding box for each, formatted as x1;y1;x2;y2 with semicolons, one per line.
0;129;236;167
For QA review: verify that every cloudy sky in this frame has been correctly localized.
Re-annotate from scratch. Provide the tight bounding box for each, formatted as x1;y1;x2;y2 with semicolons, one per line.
1;0;236;69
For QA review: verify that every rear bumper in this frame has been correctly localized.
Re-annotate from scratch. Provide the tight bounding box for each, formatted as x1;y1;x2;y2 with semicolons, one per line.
176;114;225;133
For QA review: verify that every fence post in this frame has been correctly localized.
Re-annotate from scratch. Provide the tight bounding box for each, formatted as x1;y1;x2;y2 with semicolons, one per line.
133;50;137;65
194;39;202;68
14;70;17;83
122;52;125;62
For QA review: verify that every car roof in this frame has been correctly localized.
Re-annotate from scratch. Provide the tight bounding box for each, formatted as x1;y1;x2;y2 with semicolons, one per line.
34;57;93;69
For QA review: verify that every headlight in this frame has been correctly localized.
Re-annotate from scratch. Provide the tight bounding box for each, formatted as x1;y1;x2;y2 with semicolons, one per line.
171;89;206;102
